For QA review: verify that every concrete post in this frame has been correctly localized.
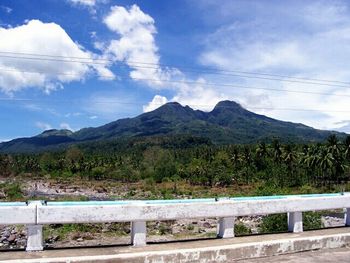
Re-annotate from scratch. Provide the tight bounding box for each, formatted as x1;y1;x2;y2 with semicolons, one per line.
26;201;44;251
345;208;350;227
217;217;235;238
131;221;146;246
288;212;303;233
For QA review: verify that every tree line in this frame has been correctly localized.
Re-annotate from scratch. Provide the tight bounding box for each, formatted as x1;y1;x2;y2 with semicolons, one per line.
1;134;349;190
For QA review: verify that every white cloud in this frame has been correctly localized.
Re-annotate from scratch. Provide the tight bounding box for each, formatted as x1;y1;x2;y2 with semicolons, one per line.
143;95;168;112
197;1;350;132
67;0;97;7
36;122;52;131
89;115;98;119
103;5;174;87
64;112;82;118
101;4;226;113
60;122;73;131
0;19;114;94
172;86;227;112
0;6;12;13
83;92;139;119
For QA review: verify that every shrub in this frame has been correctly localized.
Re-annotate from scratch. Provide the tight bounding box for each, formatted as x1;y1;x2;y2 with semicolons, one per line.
260;211;323;234
260;214;287;234
304;211;323;230
1;183;23;201
234;223;252;236
187;224;195;231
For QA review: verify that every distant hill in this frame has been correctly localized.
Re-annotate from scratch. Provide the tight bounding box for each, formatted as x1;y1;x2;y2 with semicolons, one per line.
0;100;345;153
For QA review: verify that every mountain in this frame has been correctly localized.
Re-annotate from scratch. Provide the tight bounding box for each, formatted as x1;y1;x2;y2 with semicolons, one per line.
0;100;345;153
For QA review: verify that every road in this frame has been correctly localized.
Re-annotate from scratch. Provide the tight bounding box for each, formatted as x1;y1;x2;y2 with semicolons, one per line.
240;247;350;263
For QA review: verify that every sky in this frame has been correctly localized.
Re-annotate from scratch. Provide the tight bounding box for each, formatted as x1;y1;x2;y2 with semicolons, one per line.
1;0;350;141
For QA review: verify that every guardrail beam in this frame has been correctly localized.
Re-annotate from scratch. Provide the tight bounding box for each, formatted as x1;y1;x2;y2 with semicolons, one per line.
288;212;303;233
131;221;146;246
218;217;235;238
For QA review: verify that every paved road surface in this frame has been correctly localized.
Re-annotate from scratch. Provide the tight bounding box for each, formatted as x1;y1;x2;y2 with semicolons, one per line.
240;247;350;263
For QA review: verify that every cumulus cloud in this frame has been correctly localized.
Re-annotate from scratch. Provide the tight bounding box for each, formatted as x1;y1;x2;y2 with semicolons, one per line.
36;121;52;131
143;95;168;112
60;122;73;131
101;4;226;112
102;5;175;87
0;19;114;94
172;87;227;112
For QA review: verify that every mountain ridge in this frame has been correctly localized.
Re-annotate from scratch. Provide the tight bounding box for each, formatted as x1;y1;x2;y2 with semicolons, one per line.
0;100;345;153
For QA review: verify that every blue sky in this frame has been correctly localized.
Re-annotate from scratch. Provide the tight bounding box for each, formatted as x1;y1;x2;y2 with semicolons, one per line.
1;0;350;141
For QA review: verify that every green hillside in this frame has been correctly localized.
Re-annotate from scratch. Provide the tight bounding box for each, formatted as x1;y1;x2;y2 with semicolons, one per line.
0;100;344;153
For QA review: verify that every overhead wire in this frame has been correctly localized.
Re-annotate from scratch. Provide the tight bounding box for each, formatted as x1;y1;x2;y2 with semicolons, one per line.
1;97;350;114
0;51;350;115
0;51;349;87
0;67;350;98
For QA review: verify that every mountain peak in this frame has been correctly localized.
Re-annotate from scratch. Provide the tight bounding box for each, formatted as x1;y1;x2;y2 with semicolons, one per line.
212;100;243;111
37;129;73;138
161;101;183;108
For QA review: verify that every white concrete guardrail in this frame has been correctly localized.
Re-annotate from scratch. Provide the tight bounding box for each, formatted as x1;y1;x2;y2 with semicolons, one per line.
0;193;350;251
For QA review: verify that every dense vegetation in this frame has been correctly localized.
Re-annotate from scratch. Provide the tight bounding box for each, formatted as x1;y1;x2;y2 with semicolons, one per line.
1;134;350;193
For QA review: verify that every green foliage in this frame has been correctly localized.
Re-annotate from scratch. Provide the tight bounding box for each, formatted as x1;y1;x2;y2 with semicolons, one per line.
0;183;23;201
260;211;323;234
158;223;171;235
187;224;195;231
0;100;345;153
91;167;105;180
303;211;323;230
1;134;350;193
234;223;252;236
260;214;288;234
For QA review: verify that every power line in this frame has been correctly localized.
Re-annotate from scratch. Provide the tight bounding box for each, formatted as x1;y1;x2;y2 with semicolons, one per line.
0;50;346;84
2;97;350;113
0;51;350;88
0;67;350;98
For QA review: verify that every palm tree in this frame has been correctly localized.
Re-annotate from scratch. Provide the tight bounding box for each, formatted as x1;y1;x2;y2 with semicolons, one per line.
344;136;350;161
319;147;333;186
256;142;268;159
282;144;297;186
255;142;268;171
230;147;241;168
240;147;253;183
326;135;346;186
272;139;282;164
327;134;341;157
301;144;320;185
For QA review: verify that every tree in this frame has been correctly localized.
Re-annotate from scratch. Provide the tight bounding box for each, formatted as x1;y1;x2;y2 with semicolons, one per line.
272;139;282;164
255;142;268;171
344;135;350;161
282;144;298;186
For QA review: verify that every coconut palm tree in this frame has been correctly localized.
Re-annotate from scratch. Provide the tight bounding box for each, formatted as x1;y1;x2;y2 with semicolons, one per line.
271;139;282;164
